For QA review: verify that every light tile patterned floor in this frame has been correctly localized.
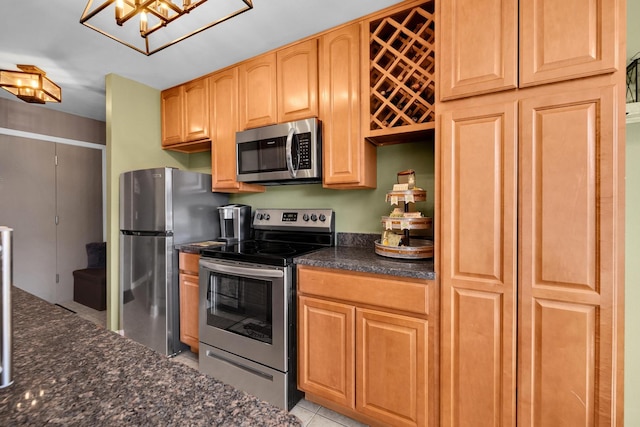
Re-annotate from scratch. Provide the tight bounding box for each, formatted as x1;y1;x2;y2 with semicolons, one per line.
59;300;368;427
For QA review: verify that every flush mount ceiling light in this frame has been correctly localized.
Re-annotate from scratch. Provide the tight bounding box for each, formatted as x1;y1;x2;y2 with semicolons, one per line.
0;65;62;104
80;0;254;56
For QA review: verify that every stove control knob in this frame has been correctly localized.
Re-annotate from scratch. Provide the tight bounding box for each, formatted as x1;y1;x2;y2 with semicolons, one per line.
303;213;310;221
311;213;318;222
319;214;326;222
264;213;270;221
256;213;263;220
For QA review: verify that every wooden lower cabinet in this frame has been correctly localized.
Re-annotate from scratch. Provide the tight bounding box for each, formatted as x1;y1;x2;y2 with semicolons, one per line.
440;98;518;426
356;309;428;427
179;252;200;353
518;85;620;427
298;296;355;408
439;76;624;426
297;266;436;427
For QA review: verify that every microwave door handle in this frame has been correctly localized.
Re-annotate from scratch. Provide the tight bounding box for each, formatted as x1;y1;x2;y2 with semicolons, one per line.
285;128;298;178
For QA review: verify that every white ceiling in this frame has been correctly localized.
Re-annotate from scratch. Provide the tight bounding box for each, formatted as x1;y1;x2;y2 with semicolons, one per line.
0;0;403;122
1;1;638;123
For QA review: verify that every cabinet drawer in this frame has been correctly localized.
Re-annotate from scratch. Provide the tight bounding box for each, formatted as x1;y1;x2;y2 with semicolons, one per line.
298;266;430;316
179;252;200;274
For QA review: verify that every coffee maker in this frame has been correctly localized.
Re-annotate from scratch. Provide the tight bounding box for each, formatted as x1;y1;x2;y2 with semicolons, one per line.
218;204;251;242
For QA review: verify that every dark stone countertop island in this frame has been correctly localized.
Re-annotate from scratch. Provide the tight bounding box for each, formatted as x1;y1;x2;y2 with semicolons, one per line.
0;287;301;426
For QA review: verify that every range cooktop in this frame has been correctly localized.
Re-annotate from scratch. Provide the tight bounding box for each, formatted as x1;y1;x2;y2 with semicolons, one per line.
201;208;335;266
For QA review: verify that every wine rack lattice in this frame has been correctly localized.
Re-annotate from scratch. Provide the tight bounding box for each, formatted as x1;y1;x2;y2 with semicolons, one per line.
369;2;435;131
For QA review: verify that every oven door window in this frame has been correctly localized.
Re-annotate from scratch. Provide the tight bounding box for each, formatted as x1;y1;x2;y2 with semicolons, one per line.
206;272;273;344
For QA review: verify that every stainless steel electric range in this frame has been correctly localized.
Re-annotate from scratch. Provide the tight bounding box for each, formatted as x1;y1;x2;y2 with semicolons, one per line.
198;208;335;410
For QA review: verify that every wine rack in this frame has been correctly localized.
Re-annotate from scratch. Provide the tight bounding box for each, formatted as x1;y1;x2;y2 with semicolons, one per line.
367;1;435;140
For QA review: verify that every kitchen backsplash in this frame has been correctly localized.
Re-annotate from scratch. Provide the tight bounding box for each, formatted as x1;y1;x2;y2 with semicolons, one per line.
229;140;435;233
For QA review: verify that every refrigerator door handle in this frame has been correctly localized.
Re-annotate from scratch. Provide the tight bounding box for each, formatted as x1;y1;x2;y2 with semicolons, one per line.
121;230;172;237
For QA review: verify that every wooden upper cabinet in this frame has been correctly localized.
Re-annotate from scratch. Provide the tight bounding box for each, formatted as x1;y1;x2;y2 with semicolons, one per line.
161;77;211;152
518;85;618;426
183;78;210;142
320;23;376;189
439;0;619;98
363;0;437;142
210;68;265;193
438;0;518;100
238;53;277;129
277;39;319;123
439;99;518;427
519;0;619;87
161;86;184;147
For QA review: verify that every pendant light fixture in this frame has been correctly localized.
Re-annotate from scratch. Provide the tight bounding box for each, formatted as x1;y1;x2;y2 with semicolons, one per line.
628;56;639;104
80;0;254;56
0;65;62;104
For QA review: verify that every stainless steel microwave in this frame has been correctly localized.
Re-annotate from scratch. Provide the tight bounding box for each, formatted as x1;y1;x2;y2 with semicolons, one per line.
236;118;322;185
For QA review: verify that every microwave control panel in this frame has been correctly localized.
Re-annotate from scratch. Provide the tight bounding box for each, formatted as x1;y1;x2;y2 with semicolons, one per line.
297;132;311;170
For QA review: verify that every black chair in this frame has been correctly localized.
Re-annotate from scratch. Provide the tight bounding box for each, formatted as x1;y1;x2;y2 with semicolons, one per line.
73;242;106;311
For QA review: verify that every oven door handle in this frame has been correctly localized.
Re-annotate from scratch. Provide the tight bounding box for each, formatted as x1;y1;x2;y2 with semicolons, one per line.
200;260;284;279
285;127;298;178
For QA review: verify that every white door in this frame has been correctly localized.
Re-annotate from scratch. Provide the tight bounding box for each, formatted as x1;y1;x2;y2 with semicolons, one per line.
0;135;103;303
56;143;103;302
0;135;57;301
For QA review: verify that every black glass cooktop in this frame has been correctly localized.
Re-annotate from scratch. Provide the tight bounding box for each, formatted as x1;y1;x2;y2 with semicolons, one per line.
200;239;327;266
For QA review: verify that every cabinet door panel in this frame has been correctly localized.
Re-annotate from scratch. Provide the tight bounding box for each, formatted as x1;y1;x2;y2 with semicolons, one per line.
320;23;376;189
298;296;355;408
520;0;618;86
277;39;318;122
161;86;184;146
439;0;517;100
179;272;199;352
210;68;265;193
183;78;210;142
519;86;618;426
239;53;277;129
211;69;240;191
356;308;428;427
440;100;517;426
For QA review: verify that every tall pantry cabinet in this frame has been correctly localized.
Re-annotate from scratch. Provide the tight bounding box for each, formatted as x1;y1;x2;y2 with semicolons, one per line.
437;0;625;426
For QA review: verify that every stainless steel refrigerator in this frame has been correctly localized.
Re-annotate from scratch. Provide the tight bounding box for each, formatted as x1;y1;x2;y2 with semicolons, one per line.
119;167;228;356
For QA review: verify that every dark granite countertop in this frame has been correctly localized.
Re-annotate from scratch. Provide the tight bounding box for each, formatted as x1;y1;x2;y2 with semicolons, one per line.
176;240;227;254
294;245;435;280
177;233;436;281
295;232;435;280
0;287;301;426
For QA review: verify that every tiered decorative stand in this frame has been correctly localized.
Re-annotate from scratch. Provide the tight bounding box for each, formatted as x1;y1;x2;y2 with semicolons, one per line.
375;188;434;259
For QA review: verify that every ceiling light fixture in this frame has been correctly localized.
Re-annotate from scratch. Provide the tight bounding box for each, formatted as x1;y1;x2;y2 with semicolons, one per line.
628;56;639;104
80;0;254;56
0;65;62;104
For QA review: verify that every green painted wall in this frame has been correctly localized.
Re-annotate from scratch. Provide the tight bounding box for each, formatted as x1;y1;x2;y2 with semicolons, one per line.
231;141;435;233
105;74;191;330
626;122;640;426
